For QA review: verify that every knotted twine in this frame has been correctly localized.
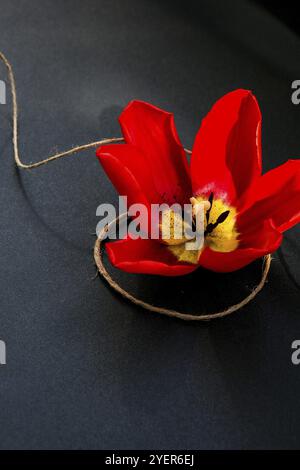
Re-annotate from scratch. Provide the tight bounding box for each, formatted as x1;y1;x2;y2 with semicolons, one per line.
0;50;272;321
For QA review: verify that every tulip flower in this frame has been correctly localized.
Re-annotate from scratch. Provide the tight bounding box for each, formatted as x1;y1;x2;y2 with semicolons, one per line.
96;90;300;276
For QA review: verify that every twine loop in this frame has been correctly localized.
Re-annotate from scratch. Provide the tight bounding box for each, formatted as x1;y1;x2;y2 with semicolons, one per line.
94;215;272;321
0;50;272;320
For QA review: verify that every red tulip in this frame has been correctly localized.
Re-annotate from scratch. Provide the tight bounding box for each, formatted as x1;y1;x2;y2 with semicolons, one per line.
96;90;300;276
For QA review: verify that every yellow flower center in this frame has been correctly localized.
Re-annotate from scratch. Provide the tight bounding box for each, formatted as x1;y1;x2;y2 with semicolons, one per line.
160;193;239;264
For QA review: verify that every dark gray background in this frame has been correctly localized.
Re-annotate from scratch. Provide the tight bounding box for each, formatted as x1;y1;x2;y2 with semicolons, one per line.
0;0;299;450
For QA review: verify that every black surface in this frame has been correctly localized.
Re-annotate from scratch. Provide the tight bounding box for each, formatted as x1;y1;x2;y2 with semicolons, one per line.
0;0;299;450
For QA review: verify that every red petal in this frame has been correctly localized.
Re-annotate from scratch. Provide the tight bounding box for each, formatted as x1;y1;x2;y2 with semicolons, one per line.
106;237;198;276
239;160;300;233
199;219;282;272
97;143;157;210
191;89;261;205
119;100;191;205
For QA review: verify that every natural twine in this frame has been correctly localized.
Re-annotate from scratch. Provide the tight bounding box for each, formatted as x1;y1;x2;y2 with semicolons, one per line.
0;50;272;320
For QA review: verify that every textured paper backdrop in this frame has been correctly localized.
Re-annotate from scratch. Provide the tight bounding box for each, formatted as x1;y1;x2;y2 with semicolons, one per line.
0;0;299;449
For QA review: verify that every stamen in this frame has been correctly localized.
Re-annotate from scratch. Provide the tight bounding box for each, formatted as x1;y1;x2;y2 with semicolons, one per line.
205;209;230;236
206;192;214;223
